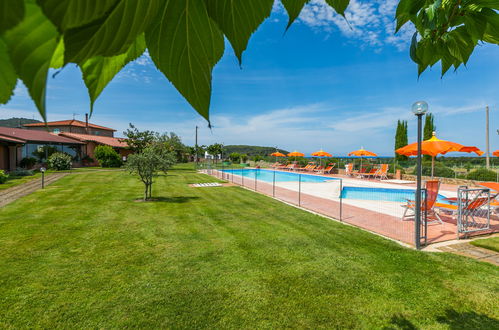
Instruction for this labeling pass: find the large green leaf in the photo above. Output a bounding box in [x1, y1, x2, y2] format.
[325, 0, 349, 16]
[64, 0, 158, 64]
[145, 0, 224, 122]
[0, 38, 17, 104]
[0, 0, 24, 33]
[36, 0, 118, 31]
[395, 0, 425, 32]
[3, 2, 59, 121]
[205, 0, 273, 65]
[81, 34, 146, 115]
[281, 0, 309, 30]
[50, 38, 65, 69]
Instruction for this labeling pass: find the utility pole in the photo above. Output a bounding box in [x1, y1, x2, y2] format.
[486, 106, 490, 169]
[195, 125, 198, 166]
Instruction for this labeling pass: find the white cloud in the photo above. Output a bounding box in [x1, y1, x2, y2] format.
[277, 0, 415, 50]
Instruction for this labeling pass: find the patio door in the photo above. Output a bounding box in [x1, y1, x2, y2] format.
[457, 187, 491, 238]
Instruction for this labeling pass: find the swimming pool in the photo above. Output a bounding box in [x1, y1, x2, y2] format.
[341, 186, 448, 203]
[221, 168, 338, 183]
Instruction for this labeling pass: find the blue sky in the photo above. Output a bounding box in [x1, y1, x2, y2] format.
[1, 0, 498, 156]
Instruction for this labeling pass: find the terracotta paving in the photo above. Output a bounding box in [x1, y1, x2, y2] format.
[206, 169, 499, 247]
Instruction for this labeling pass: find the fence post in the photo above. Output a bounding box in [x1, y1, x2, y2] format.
[222, 162, 225, 180]
[298, 174, 301, 207]
[339, 179, 343, 221]
[254, 169, 257, 191]
[273, 170, 276, 197]
[241, 168, 244, 187]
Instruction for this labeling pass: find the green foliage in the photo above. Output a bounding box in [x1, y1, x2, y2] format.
[0, 0, 351, 122]
[224, 145, 289, 157]
[125, 145, 176, 200]
[0, 117, 41, 127]
[158, 132, 189, 162]
[93, 145, 122, 168]
[123, 123, 157, 153]
[19, 157, 37, 169]
[421, 161, 455, 178]
[423, 113, 435, 161]
[11, 168, 34, 177]
[228, 152, 240, 163]
[239, 153, 248, 163]
[206, 143, 224, 162]
[0, 170, 8, 184]
[3, 0, 499, 122]
[395, 120, 408, 161]
[396, 0, 499, 76]
[466, 168, 497, 181]
[47, 152, 72, 170]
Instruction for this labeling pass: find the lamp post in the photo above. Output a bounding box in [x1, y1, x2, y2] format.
[40, 167, 46, 189]
[412, 101, 428, 249]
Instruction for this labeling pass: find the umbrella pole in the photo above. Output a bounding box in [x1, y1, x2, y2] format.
[431, 156, 434, 178]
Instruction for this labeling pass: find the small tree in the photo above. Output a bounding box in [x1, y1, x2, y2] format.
[47, 152, 72, 170]
[395, 120, 408, 162]
[123, 123, 157, 153]
[240, 154, 248, 163]
[229, 152, 240, 163]
[423, 113, 436, 161]
[126, 145, 176, 201]
[94, 145, 122, 167]
[207, 143, 224, 164]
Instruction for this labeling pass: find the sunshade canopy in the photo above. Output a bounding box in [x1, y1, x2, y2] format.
[493, 150, 499, 157]
[396, 132, 483, 157]
[287, 151, 305, 157]
[270, 152, 286, 157]
[311, 150, 332, 157]
[348, 148, 377, 157]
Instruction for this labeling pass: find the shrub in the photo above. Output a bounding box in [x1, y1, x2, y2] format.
[0, 170, 8, 184]
[421, 163, 455, 178]
[11, 168, 34, 176]
[466, 168, 498, 182]
[19, 157, 37, 169]
[229, 152, 240, 163]
[82, 154, 94, 164]
[47, 152, 72, 170]
[94, 145, 122, 167]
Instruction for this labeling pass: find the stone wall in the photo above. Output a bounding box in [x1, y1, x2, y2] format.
[401, 174, 493, 187]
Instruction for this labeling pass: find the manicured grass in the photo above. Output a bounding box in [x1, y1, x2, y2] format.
[0, 165, 498, 328]
[471, 236, 499, 253]
[0, 172, 41, 191]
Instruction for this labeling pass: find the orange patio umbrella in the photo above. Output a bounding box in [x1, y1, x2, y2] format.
[396, 132, 483, 178]
[311, 149, 333, 168]
[348, 147, 377, 168]
[493, 150, 499, 157]
[287, 151, 304, 161]
[270, 151, 286, 162]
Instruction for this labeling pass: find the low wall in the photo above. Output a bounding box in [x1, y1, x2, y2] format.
[401, 174, 494, 187]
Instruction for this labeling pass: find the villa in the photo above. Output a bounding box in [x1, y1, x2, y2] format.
[0, 116, 129, 170]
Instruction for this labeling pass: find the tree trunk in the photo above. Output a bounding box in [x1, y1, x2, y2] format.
[144, 183, 148, 201]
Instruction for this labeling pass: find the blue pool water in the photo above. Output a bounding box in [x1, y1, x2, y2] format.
[221, 168, 338, 183]
[341, 186, 448, 203]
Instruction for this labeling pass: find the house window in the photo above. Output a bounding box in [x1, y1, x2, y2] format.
[53, 129, 60, 134]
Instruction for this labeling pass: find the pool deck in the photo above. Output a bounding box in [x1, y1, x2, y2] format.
[215, 168, 499, 246]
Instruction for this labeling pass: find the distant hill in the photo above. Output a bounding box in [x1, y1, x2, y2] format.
[0, 117, 41, 128]
[224, 145, 289, 157]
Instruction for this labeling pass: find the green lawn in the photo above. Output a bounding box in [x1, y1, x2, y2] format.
[471, 236, 499, 253]
[0, 166, 498, 328]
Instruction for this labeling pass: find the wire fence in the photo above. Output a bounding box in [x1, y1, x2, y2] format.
[197, 162, 499, 247]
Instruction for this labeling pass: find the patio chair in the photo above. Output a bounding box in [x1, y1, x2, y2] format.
[375, 164, 389, 180]
[312, 165, 323, 172]
[359, 167, 378, 179]
[401, 180, 443, 224]
[345, 163, 354, 176]
[322, 163, 336, 174]
[434, 193, 498, 217]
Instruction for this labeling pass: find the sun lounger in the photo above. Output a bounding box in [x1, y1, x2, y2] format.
[322, 163, 336, 174]
[375, 164, 389, 180]
[402, 180, 442, 224]
[360, 168, 378, 179]
[313, 165, 324, 173]
[435, 193, 498, 216]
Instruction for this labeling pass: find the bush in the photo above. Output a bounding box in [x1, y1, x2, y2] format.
[47, 152, 72, 170]
[19, 157, 37, 169]
[228, 152, 240, 163]
[466, 168, 498, 181]
[421, 162, 455, 178]
[82, 154, 94, 164]
[94, 145, 122, 167]
[11, 168, 34, 176]
[0, 170, 8, 184]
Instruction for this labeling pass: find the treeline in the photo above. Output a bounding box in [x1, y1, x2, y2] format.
[224, 145, 288, 157]
[0, 117, 42, 128]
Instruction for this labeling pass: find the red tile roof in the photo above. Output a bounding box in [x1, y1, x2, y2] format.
[23, 119, 116, 131]
[0, 127, 84, 144]
[59, 132, 128, 148]
[0, 134, 26, 143]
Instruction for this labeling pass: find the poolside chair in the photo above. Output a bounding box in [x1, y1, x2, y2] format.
[306, 165, 317, 172]
[401, 180, 442, 224]
[345, 163, 354, 176]
[359, 167, 378, 179]
[375, 164, 389, 180]
[434, 193, 498, 217]
[321, 163, 336, 174]
[296, 163, 312, 171]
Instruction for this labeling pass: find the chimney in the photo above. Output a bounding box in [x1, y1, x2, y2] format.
[85, 113, 89, 134]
